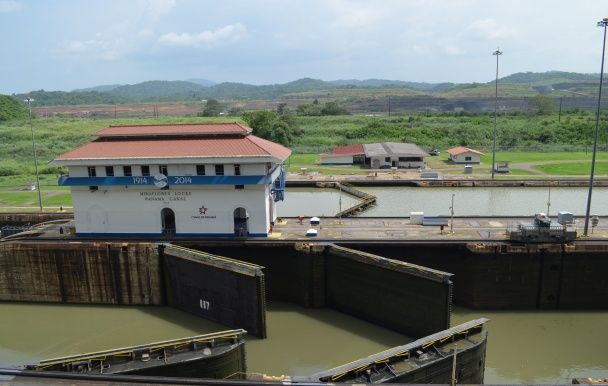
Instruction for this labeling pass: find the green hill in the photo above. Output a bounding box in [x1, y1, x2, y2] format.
[13, 71, 608, 107]
[497, 71, 600, 86]
[108, 80, 208, 102]
[14, 90, 128, 106]
[0, 95, 28, 121]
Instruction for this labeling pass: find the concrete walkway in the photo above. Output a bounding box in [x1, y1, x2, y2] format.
[271, 216, 608, 241]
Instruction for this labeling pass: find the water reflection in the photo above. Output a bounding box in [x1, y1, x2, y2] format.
[276, 187, 608, 217]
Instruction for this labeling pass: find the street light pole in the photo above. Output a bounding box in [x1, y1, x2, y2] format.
[491, 49, 503, 180]
[25, 97, 43, 212]
[450, 193, 455, 234]
[584, 17, 608, 236]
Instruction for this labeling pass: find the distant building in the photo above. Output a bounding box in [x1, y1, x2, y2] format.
[447, 146, 483, 164]
[51, 123, 291, 238]
[319, 144, 365, 165]
[320, 143, 428, 169]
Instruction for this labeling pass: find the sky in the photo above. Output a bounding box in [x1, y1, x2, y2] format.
[0, 0, 607, 93]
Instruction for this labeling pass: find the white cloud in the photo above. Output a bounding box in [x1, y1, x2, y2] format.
[56, 0, 176, 61]
[412, 44, 430, 55]
[0, 0, 21, 13]
[140, 0, 176, 23]
[158, 24, 249, 47]
[327, 0, 388, 28]
[444, 46, 467, 55]
[467, 18, 517, 40]
[61, 37, 125, 61]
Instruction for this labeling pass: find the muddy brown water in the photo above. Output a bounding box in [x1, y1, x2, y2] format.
[0, 302, 606, 383]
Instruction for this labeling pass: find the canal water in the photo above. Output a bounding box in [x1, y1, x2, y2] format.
[277, 186, 608, 217]
[0, 302, 607, 383]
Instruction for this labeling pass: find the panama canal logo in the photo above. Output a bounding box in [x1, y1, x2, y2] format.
[153, 173, 168, 188]
[191, 204, 215, 220]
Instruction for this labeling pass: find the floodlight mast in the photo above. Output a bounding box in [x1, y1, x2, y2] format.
[583, 18, 608, 236]
[491, 48, 502, 180]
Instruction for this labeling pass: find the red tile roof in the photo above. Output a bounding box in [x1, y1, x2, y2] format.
[326, 144, 365, 156]
[447, 146, 484, 156]
[54, 135, 291, 161]
[93, 123, 252, 137]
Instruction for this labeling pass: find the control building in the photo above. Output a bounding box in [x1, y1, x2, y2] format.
[51, 123, 291, 238]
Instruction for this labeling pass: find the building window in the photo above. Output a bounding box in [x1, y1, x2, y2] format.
[105, 166, 114, 177]
[159, 165, 168, 176]
[465, 156, 472, 161]
[234, 164, 241, 176]
[385, 157, 391, 162]
[141, 165, 150, 176]
[215, 164, 224, 176]
[196, 165, 206, 176]
[123, 166, 132, 177]
[87, 167, 96, 177]
[235, 184, 244, 190]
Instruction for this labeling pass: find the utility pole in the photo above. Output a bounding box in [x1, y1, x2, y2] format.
[450, 193, 455, 235]
[25, 97, 43, 212]
[558, 97, 563, 123]
[584, 17, 608, 236]
[387, 95, 391, 117]
[547, 187, 551, 217]
[491, 48, 503, 180]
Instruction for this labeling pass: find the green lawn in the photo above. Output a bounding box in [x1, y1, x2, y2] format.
[482, 151, 608, 163]
[0, 190, 72, 207]
[506, 168, 539, 175]
[535, 161, 608, 175]
[286, 153, 368, 175]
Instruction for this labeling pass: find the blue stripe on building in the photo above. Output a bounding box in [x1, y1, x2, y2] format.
[59, 175, 271, 186]
[75, 232, 268, 238]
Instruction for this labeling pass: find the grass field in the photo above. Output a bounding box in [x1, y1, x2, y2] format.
[535, 161, 608, 175]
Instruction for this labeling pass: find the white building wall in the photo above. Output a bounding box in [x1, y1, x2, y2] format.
[369, 156, 424, 169]
[70, 166, 89, 177]
[450, 153, 481, 163]
[71, 184, 270, 236]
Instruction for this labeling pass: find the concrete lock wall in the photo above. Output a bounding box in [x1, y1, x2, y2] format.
[186, 243, 327, 308]
[0, 241, 163, 304]
[351, 242, 608, 309]
[325, 245, 452, 338]
[160, 244, 267, 338]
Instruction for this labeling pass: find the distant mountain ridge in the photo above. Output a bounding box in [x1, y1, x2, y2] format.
[497, 71, 600, 85]
[13, 71, 604, 106]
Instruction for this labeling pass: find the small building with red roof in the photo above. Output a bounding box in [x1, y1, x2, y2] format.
[320, 144, 365, 165]
[447, 146, 484, 164]
[51, 123, 291, 238]
[321, 143, 428, 168]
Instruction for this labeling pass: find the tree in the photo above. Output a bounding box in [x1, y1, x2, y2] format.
[270, 120, 293, 146]
[199, 98, 222, 116]
[529, 94, 554, 115]
[297, 100, 349, 116]
[320, 101, 350, 115]
[241, 110, 294, 146]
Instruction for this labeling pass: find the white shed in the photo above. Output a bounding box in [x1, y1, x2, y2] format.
[447, 147, 484, 164]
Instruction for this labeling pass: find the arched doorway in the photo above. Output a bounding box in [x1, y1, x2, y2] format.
[161, 208, 176, 237]
[233, 207, 249, 237]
